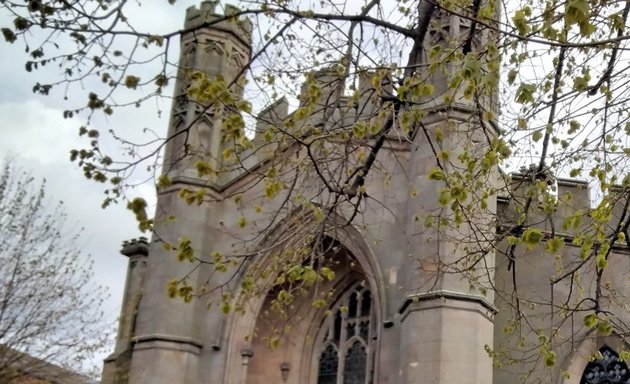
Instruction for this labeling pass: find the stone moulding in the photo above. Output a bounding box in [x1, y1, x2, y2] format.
[398, 290, 498, 322]
[132, 334, 203, 354]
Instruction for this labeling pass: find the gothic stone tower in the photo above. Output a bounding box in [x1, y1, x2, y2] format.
[102, 2, 502, 383]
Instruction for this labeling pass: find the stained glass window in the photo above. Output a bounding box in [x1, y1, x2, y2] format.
[580, 346, 630, 384]
[317, 284, 375, 384]
[318, 344, 339, 384]
[343, 341, 367, 384]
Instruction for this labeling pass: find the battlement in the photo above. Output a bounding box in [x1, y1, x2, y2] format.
[251, 68, 392, 151]
[295, 66, 393, 107]
[184, 1, 252, 45]
[498, 170, 630, 238]
[253, 63, 496, 134]
[121, 237, 149, 257]
[250, 64, 499, 148]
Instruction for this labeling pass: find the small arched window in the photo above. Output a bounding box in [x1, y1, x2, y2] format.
[317, 285, 375, 384]
[580, 345, 630, 384]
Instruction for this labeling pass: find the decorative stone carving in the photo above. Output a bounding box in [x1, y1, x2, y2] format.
[426, 9, 451, 47]
[205, 40, 225, 56]
[183, 41, 197, 69]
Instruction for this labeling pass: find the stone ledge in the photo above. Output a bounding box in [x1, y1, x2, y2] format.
[121, 237, 149, 257]
[132, 334, 203, 355]
[398, 290, 497, 322]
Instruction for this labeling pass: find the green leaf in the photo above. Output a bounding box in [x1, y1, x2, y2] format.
[515, 83, 536, 104]
[566, 0, 592, 35]
[568, 120, 581, 134]
[461, 55, 481, 80]
[507, 69, 518, 85]
[545, 237, 564, 253]
[597, 319, 613, 336]
[512, 9, 532, 35]
[522, 227, 543, 249]
[302, 267, 318, 286]
[573, 72, 591, 91]
[176, 237, 194, 262]
[241, 277, 255, 293]
[544, 350, 556, 367]
[1, 28, 16, 43]
[583, 313, 598, 328]
[166, 279, 178, 298]
[13, 17, 30, 31]
[127, 197, 151, 232]
[320, 267, 335, 281]
[195, 160, 214, 177]
[125, 75, 141, 90]
[428, 167, 446, 181]
[438, 189, 450, 206]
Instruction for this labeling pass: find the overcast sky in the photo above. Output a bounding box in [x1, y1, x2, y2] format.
[0, 0, 202, 371]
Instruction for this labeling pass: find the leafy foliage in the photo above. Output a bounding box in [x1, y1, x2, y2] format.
[0, 162, 109, 381]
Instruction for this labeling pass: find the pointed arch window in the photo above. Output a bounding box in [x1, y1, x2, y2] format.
[580, 345, 630, 384]
[317, 285, 375, 384]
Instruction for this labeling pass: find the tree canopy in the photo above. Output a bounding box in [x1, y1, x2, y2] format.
[0, 162, 109, 381]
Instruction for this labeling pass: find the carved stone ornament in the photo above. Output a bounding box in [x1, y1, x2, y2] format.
[183, 42, 197, 69]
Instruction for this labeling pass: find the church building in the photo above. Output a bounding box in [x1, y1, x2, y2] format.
[102, 2, 630, 384]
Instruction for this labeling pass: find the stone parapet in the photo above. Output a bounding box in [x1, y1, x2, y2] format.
[121, 237, 149, 257]
[184, 1, 252, 45]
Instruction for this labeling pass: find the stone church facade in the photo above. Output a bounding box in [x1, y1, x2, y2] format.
[102, 2, 630, 384]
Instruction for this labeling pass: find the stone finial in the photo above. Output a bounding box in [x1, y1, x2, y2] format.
[253, 97, 288, 144]
[313, 66, 343, 94]
[299, 66, 343, 106]
[358, 70, 393, 98]
[120, 237, 149, 257]
[224, 4, 239, 16]
[356, 70, 393, 116]
[186, 1, 219, 21]
[200, 0, 219, 15]
[184, 1, 253, 40]
[255, 97, 288, 134]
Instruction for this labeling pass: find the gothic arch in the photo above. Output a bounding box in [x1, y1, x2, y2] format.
[221, 210, 385, 384]
[561, 335, 629, 384]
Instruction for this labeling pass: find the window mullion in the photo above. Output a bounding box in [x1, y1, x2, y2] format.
[338, 310, 348, 383]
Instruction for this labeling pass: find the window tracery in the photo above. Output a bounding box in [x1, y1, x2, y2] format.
[580, 345, 630, 384]
[317, 285, 375, 384]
